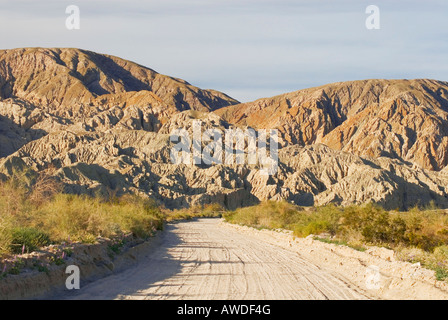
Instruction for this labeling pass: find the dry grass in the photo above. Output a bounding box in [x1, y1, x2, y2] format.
[3, 166, 448, 281]
[0, 169, 164, 258]
[36, 193, 164, 243]
[27, 165, 63, 206]
[0, 167, 226, 259]
[223, 200, 303, 230]
[224, 201, 448, 281]
[0, 167, 223, 259]
[164, 203, 224, 222]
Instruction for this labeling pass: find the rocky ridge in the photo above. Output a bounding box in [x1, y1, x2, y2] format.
[1, 48, 448, 210]
[0, 48, 239, 157]
[215, 79, 448, 171]
[2, 111, 447, 210]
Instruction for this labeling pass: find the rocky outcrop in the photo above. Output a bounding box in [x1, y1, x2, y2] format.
[1, 48, 448, 210]
[0, 48, 239, 157]
[215, 79, 448, 171]
[1, 113, 447, 210]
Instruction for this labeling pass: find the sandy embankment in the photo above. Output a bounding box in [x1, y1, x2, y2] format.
[3, 218, 448, 300]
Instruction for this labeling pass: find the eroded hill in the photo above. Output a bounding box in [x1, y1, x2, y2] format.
[1, 48, 447, 210]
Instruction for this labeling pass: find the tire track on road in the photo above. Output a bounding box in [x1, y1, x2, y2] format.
[64, 218, 372, 300]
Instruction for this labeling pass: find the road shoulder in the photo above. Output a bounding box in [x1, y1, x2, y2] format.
[220, 220, 448, 300]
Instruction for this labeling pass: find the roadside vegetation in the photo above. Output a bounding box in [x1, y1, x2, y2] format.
[0, 169, 165, 260]
[164, 203, 223, 222]
[0, 168, 223, 268]
[2, 167, 448, 282]
[223, 200, 448, 281]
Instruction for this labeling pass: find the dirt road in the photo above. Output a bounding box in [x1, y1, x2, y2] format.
[63, 218, 373, 300]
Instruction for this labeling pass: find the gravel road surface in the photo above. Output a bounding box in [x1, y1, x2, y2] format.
[64, 218, 371, 300]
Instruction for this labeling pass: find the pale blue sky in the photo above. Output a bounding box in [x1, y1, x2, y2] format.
[1, 0, 447, 102]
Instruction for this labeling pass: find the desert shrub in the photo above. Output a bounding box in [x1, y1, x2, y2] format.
[38, 193, 164, 242]
[0, 176, 29, 217]
[225, 201, 339, 236]
[278, 204, 339, 237]
[0, 168, 165, 256]
[294, 220, 329, 237]
[400, 207, 448, 251]
[224, 201, 303, 230]
[166, 203, 225, 221]
[38, 194, 106, 242]
[361, 215, 407, 244]
[27, 167, 63, 206]
[435, 267, 448, 281]
[429, 246, 448, 276]
[200, 203, 225, 217]
[110, 194, 164, 238]
[309, 205, 341, 235]
[336, 203, 409, 245]
[225, 201, 448, 251]
[0, 177, 31, 257]
[224, 200, 448, 281]
[433, 245, 448, 261]
[0, 216, 13, 258]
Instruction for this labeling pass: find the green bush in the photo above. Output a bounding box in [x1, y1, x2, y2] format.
[39, 193, 164, 242]
[9, 227, 51, 254]
[224, 201, 304, 230]
[299, 220, 332, 237]
[225, 201, 448, 252]
[433, 245, 448, 261]
[435, 267, 448, 281]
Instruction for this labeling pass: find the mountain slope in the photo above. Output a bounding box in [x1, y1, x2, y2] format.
[2, 111, 447, 210]
[1, 48, 448, 210]
[0, 48, 239, 157]
[0, 48, 238, 114]
[215, 79, 448, 171]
